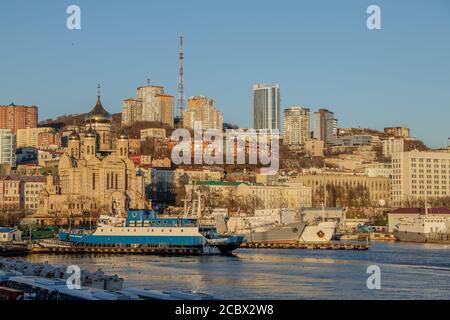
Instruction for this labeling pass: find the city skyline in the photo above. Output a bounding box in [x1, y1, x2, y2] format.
[1, 0, 450, 148]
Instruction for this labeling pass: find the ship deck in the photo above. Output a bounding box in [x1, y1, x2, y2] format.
[240, 241, 369, 250]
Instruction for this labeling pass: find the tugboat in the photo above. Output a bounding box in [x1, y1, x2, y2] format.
[58, 209, 244, 255]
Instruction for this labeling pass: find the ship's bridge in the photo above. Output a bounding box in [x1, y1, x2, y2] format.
[125, 210, 198, 228]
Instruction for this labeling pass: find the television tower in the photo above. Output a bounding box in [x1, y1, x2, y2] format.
[176, 33, 185, 125]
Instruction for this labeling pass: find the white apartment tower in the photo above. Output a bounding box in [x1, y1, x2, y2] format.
[253, 83, 280, 130]
[0, 129, 16, 167]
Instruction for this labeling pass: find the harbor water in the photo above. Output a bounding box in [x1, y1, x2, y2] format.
[21, 242, 450, 299]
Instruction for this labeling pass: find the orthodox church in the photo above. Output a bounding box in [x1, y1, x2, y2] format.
[32, 93, 147, 226]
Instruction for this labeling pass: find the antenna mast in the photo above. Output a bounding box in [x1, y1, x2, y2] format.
[177, 33, 185, 126]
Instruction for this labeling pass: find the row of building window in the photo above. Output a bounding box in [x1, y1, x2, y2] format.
[99, 228, 184, 233]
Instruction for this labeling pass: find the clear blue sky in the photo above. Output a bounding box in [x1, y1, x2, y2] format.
[1, 0, 449, 147]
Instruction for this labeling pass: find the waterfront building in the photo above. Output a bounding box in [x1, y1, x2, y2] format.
[283, 107, 310, 146]
[0, 228, 22, 242]
[0, 175, 46, 211]
[122, 85, 174, 127]
[391, 150, 450, 207]
[16, 127, 54, 148]
[0, 129, 16, 167]
[253, 83, 280, 130]
[292, 173, 391, 206]
[0, 103, 38, 134]
[186, 181, 312, 211]
[183, 96, 223, 130]
[313, 109, 337, 145]
[31, 97, 146, 226]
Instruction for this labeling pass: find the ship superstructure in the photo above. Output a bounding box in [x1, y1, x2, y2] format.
[58, 210, 244, 254]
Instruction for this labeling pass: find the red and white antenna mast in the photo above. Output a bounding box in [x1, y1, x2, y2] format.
[177, 33, 185, 126]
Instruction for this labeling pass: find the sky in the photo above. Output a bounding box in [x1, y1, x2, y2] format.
[0, 0, 449, 148]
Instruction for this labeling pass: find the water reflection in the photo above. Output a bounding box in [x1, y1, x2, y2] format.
[21, 242, 450, 299]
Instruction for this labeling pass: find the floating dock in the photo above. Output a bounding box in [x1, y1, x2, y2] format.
[31, 243, 203, 255]
[0, 244, 31, 257]
[240, 241, 369, 250]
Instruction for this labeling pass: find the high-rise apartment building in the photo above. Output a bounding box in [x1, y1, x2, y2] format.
[183, 96, 223, 130]
[391, 150, 450, 207]
[0, 129, 16, 167]
[122, 85, 174, 127]
[283, 107, 310, 146]
[0, 103, 38, 133]
[158, 94, 175, 128]
[17, 127, 54, 148]
[253, 84, 280, 130]
[313, 108, 337, 144]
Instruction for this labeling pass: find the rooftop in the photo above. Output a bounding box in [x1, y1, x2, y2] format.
[86, 96, 112, 122]
[390, 207, 450, 215]
[0, 175, 47, 182]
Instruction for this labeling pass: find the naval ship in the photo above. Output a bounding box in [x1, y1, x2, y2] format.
[225, 210, 337, 243]
[58, 209, 245, 255]
[393, 215, 450, 244]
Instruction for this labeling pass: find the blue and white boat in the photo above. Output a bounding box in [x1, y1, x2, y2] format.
[58, 209, 244, 255]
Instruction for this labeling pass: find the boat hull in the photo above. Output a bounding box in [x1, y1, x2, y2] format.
[59, 233, 205, 247]
[394, 231, 450, 244]
[243, 222, 306, 243]
[207, 235, 245, 255]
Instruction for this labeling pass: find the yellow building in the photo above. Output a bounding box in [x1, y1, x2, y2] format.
[391, 150, 450, 207]
[157, 93, 174, 127]
[283, 107, 310, 146]
[186, 181, 312, 210]
[184, 96, 223, 130]
[0, 176, 45, 211]
[122, 85, 174, 127]
[292, 173, 391, 206]
[17, 127, 54, 148]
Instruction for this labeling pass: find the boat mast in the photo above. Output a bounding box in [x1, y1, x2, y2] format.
[322, 161, 326, 222]
[196, 190, 202, 219]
